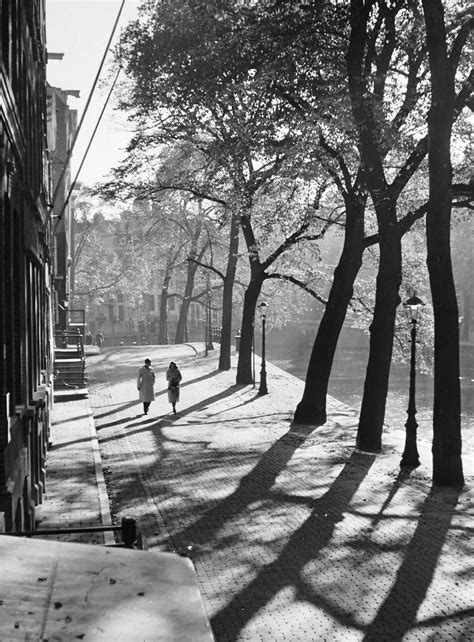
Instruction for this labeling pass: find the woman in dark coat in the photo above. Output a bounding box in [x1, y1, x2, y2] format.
[166, 361, 182, 414]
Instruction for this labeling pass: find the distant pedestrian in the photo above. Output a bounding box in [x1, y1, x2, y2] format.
[86, 331, 93, 345]
[96, 331, 104, 348]
[166, 361, 182, 415]
[137, 358, 156, 415]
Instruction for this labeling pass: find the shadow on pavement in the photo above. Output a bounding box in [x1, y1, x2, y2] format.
[97, 385, 243, 444]
[93, 400, 139, 420]
[52, 413, 92, 425]
[363, 486, 462, 641]
[180, 369, 221, 388]
[90, 367, 222, 421]
[50, 436, 96, 450]
[208, 451, 376, 640]
[95, 415, 138, 430]
[163, 424, 322, 557]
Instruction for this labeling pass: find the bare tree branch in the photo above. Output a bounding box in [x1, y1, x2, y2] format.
[266, 272, 327, 304]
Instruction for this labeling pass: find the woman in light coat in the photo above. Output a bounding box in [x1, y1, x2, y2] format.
[166, 361, 182, 414]
[137, 358, 155, 415]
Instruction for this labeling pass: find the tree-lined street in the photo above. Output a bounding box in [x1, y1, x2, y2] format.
[2, 1, 473, 637]
[84, 345, 473, 640]
[84, 0, 472, 486]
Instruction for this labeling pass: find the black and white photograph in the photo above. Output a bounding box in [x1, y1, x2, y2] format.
[1, 0, 473, 639]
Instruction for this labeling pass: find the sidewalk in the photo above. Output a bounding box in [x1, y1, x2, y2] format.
[35, 342, 207, 544]
[34, 392, 114, 544]
[36, 344, 473, 641]
[0, 343, 214, 641]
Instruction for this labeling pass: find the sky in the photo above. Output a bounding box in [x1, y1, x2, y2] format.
[46, 0, 140, 187]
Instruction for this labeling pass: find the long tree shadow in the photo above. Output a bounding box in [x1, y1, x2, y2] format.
[363, 486, 462, 641]
[96, 385, 244, 444]
[165, 423, 320, 557]
[89, 369, 223, 421]
[179, 369, 221, 388]
[209, 451, 376, 640]
[161, 384, 247, 421]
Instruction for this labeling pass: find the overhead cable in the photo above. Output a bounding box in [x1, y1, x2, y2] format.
[50, 0, 125, 211]
[54, 66, 122, 232]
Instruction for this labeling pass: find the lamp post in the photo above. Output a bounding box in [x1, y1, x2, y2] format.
[137, 294, 143, 345]
[257, 301, 268, 396]
[252, 322, 256, 388]
[206, 276, 214, 352]
[400, 292, 425, 468]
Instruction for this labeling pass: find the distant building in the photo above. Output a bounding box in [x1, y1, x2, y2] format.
[74, 215, 217, 345]
[47, 85, 78, 332]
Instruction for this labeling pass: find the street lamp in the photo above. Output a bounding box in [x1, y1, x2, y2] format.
[400, 292, 425, 468]
[206, 277, 214, 352]
[257, 301, 268, 396]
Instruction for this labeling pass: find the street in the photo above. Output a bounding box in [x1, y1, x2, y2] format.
[86, 344, 473, 641]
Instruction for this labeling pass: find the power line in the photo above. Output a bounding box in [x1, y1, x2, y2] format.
[50, 0, 125, 211]
[54, 66, 122, 232]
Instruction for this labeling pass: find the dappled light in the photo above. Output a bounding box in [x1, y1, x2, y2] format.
[87, 347, 472, 640]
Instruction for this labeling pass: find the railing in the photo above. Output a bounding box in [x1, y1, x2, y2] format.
[54, 331, 84, 359]
[7, 516, 145, 549]
[212, 326, 222, 342]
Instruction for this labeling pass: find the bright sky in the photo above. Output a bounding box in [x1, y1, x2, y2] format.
[46, 0, 140, 187]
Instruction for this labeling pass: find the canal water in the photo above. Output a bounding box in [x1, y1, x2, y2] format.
[268, 331, 474, 441]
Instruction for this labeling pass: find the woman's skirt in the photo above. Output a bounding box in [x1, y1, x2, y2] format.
[167, 385, 180, 403]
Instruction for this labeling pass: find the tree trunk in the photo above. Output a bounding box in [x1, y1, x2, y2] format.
[461, 291, 470, 341]
[158, 265, 171, 344]
[293, 197, 366, 425]
[347, 2, 402, 453]
[175, 223, 202, 344]
[236, 275, 263, 385]
[174, 258, 198, 343]
[422, 0, 464, 487]
[218, 209, 240, 370]
[357, 220, 402, 452]
[236, 203, 266, 385]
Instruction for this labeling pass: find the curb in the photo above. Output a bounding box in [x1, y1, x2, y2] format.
[87, 403, 115, 546]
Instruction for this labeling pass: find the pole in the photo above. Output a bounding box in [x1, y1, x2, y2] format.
[252, 322, 255, 388]
[401, 320, 420, 467]
[258, 314, 268, 395]
[206, 287, 214, 351]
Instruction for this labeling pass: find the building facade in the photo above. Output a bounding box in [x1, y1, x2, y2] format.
[47, 85, 77, 333]
[0, 0, 54, 532]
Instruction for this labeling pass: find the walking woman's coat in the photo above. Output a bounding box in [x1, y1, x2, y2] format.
[166, 363, 182, 403]
[137, 364, 156, 403]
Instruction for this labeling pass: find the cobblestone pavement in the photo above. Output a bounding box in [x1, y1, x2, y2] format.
[87, 345, 474, 642]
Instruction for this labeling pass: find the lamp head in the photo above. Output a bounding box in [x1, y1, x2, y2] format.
[257, 301, 268, 318]
[403, 292, 425, 322]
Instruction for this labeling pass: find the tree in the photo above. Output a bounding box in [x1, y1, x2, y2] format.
[236, 174, 334, 384]
[112, 1, 343, 381]
[421, 0, 469, 486]
[346, 0, 471, 453]
[295, 2, 427, 427]
[71, 193, 128, 308]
